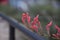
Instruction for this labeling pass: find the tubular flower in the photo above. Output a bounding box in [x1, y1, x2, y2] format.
[46, 21, 52, 31]
[33, 15, 39, 24]
[52, 25, 60, 39]
[31, 25, 38, 32]
[27, 14, 31, 24]
[31, 15, 41, 32]
[52, 33, 60, 39]
[31, 15, 40, 25]
[22, 12, 31, 24]
[31, 21, 36, 25]
[31, 21, 40, 32]
[52, 34, 59, 38]
[55, 25, 60, 33]
[22, 13, 28, 23]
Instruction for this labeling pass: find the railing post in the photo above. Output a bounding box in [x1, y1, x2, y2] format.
[9, 25, 15, 40]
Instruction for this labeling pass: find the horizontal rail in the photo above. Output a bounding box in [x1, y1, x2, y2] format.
[0, 13, 47, 40]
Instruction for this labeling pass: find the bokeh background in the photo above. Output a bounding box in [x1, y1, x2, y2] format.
[0, 0, 60, 40]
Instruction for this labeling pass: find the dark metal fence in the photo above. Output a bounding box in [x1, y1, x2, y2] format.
[0, 13, 47, 40]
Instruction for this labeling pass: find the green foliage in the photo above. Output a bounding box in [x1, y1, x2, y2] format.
[0, 5, 23, 22]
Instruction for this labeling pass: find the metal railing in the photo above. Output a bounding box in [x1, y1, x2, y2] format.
[0, 13, 47, 40]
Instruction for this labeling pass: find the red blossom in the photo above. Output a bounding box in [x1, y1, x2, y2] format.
[55, 25, 60, 33]
[31, 21, 40, 32]
[52, 33, 60, 39]
[31, 25, 38, 32]
[22, 12, 31, 24]
[27, 14, 31, 24]
[31, 21, 36, 25]
[52, 34, 59, 38]
[34, 15, 39, 21]
[22, 13, 28, 23]
[46, 21, 52, 31]
[52, 25, 60, 39]
[31, 15, 41, 32]
[22, 13, 41, 32]
[31, 15, 40, 25]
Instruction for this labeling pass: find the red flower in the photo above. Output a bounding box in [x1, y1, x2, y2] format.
[22, 13, 28, 23]
[52, 34, 59, 38]
[55, 25, 60, 33]
[31, 15, 41, 32]
[32, 15, 39, 25]
[31, 21, 40, 32]
[31, 25, 38, 32]
[33, 15, 39, 23]
[31, 15, 41, 31]
[22, 14, 40, 32]
[52, 33, 60, 39]
[27, 14, 31, 24]
[46, 21, 52, 31]
[22, 12, 31, 24]
[52, 25, 60, 39]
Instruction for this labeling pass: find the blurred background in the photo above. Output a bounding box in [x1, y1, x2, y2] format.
[0, 0, 60, 40]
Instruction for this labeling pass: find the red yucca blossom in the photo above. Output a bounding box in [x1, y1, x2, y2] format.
[31, 15, 40, 32]
[31, 21, 40, 32]
[46, 21, 52, 31]
[31, 25, 38, 32]
[32, 15, 39, 25]
[52, 33, 60, 39]
[22, 13, 27, 23]
[27, 14, 31, 24]
[22, 12, 30, 23]
[33, 15, 39, 24]
[52, 25, 60, 39]
[31, 15, 40, 27]
[52, 34, 59, 38]
[55, 25, 60, 33]
[22, 13, 39, 32]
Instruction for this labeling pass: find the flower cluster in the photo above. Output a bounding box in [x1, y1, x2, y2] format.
[46, 21, 60, 39]
[22, 12, 41, 32]
[21, 12, 60, 40]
